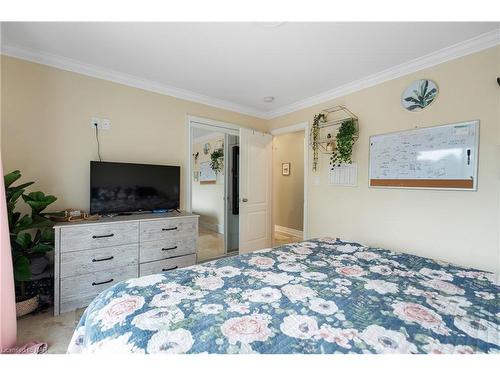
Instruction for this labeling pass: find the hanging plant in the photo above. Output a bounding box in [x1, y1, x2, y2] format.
[330, 118, 357, 168]
[310, 113, 327, 171]
[210, 147, 224, 173]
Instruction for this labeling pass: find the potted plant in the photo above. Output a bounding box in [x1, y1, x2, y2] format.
[310, 113, 327, 171]
[330, 118, 358, 168]
[210, 147, 224, 174]
[4, 170, 57, 317]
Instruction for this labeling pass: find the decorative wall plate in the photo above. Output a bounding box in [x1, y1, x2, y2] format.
[401, 79, 438, 112]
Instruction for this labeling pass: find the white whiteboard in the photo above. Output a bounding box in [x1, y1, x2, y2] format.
[369, 120, 479, 190]
[199, 161, 216, 183]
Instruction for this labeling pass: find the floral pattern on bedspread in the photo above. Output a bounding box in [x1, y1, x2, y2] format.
[67, 238, 499, 354]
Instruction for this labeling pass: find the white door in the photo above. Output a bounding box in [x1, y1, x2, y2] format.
[239, 128, 272, 253]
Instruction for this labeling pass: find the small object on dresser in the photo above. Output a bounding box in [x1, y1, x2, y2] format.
[48, 208, 100, 222]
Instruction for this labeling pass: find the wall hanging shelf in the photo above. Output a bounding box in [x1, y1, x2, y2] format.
[310, 105, 359, 155]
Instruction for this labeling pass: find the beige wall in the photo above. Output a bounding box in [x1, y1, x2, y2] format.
[0, 56, 267, 212]
[1, 46, 499, 273]
[273, 131, 304, 232]
[268, 46, 500, 273]
[192, 135, 225, 229]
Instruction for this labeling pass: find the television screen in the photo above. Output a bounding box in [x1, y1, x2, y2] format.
[90, 161, 180, 214]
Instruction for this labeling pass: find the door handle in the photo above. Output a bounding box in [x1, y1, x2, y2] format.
[92, 256, 114, 262]
[242, 198, 248, 202]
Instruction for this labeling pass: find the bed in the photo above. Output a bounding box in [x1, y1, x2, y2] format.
[67, 238, 499, 354]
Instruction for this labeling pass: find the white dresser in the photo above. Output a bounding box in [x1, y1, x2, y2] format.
[53, 212, 198, 315]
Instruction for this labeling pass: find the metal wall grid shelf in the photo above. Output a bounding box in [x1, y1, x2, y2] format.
[310, 105, 359, 154]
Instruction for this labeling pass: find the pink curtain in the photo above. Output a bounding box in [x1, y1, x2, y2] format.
[0, 157, 17, 351]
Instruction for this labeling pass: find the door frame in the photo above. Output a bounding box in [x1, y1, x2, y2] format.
[270, 121, 309, 240]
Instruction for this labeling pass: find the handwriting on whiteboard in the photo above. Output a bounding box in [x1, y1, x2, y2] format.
[369, 122, 478, 180]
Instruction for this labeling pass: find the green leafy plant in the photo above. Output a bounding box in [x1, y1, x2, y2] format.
[4, 170, 57, 299]
[403, 79, 437, 111]
[310, 113, 327, 171]
[330, 118, 358, 168]
[210, 148, 224, 174]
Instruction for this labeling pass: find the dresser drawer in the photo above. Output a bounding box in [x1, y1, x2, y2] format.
[60, 222, 139, 252]
[140, 237, 196, 263]
[59, 265, 137, 314]
[60, 244, 138, 277]
[140, 218, 197, 242]
[139, 254, 196, 277]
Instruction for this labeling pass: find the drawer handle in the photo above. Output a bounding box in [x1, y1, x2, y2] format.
[92, 256, 114, 262]
[92, 278, 114, 286]
[162, 246, 178, 251]
[162, 227, 178, 231]
[162, 266, 178, 272]
[92, 233, 114, 239]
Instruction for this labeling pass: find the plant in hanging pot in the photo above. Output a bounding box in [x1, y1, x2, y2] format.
[209, 147, 224, 174]
[310, 113, 327, 171]
[4, 170, 57, 316]
[330, 118, 358, 169]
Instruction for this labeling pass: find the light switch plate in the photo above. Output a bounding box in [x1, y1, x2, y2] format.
[314, 176, 320, 186]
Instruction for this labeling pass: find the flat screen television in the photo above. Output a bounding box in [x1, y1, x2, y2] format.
[90, 161, 180, 215]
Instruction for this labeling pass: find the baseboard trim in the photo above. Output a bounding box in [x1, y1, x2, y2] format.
[200, 220, 224, 235]
[274, 225, 303, 238]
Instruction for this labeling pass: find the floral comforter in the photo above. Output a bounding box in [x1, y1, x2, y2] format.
[68, 238, 499, 354]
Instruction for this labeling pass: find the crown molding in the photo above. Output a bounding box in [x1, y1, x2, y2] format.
[2, 28, 499, 121]
[1, 43, 269, 119]
[266, 29, 500, 119]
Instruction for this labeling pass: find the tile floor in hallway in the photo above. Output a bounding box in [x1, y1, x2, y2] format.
[15, 229, 302, 354]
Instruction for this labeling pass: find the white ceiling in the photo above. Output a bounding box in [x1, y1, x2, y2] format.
[2, 22, 499, 119]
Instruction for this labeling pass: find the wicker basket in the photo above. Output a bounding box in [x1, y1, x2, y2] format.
[16, 295, 39, 317]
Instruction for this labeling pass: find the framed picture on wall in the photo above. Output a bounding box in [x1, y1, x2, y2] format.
[282, 163, 290, 176]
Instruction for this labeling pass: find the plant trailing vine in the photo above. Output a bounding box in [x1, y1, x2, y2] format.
[310, 113, 327, 171]
[330, 118, 358, 168]
[210, 147, 224, 174]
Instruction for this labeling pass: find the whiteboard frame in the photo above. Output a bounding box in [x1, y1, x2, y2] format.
[368, 120, 480, 191]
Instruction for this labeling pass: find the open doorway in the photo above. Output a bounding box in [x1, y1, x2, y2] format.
[272, 129, 306, 246]
[190, 125, 240, 262]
